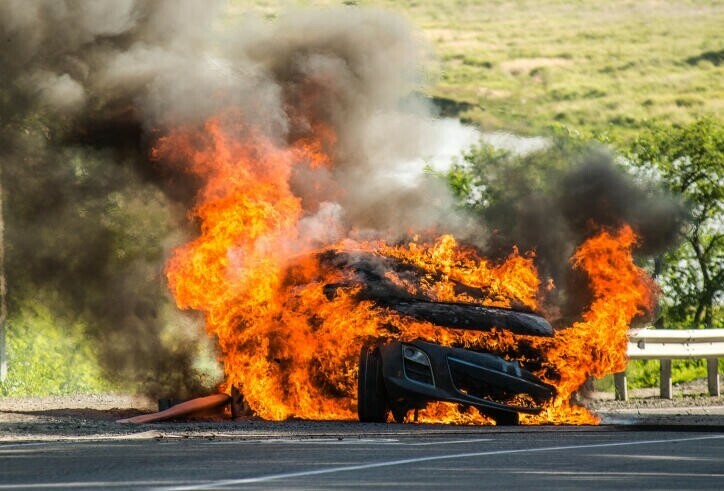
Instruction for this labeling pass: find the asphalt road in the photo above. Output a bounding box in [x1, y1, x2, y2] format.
[2, 426, 724, 490]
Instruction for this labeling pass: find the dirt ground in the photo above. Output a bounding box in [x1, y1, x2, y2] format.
[1, 379, 723, 442]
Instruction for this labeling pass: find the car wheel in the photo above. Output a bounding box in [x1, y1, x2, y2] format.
[492, 410, 520, 426]
[358, 344, 389, 422]
[391, 404, 408, 424]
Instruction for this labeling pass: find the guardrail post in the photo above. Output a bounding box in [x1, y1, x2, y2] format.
[660, 359, 672, 399]
[614, 372, 628, 401]
[707, 357, 719, 397]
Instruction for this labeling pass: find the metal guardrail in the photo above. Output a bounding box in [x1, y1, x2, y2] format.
[615, 328, 724, 401]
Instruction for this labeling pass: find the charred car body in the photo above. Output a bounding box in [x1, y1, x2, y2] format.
[320, 250, 556, 425]
[357, 303, 556, 425]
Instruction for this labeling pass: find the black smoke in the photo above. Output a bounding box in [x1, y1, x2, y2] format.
[0, 1, 466, 395]
[467, 144, 686, 325]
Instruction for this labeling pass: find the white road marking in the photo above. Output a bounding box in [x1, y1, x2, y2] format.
[159, 434, 724, 490]
[202, 437, 494, 446]
[203, 437, 400, 445]
[403, 438, 493, 446]
[0, 442, 47, 449]
[0, 430, 164, 444]
[0, 481, 180, 489]
[516, 471, 724, 478]
[590, 453, 720, 462]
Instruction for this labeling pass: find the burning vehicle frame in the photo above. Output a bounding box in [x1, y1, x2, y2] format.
[322, 250, 557, 425]
[357, 306, 556, 425]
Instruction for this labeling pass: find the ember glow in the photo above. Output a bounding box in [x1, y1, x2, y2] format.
[154, 111, 655, 425]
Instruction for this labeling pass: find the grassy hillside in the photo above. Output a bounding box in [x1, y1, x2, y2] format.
[244, 0, 723, 141]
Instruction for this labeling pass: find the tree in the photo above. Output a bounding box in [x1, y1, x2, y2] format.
[625, 118, 723, 328]
[445, 125, 690, 328]
[0, 163, 6, 381]
[443, 130, 615, 325]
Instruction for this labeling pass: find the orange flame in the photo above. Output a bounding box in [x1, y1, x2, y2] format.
[154, 111, 655, 424]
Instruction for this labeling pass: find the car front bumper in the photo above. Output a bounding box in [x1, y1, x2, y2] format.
[379, 339, 556, 418]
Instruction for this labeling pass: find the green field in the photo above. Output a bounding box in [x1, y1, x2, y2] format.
[247, 0, 723, 141]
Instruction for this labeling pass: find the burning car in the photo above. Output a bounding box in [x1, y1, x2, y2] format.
[154, 108, 655, 425]
[321, 251, 556, 425]
[357, 304, 556, 425]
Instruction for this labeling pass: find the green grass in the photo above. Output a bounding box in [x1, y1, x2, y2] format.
[241, 0, 723, 142]
[627, 359, 724, 389]
[594, 359, 724, 393]
[0, 305, 111, 396]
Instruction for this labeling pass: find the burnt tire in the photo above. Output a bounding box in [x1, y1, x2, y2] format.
[391, 404, 408, 424]
[358, 344, 389, 422]
[491, 410, 520, 426]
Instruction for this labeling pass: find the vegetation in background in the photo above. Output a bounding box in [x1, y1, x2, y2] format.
[596, 358, 724, 393]
[0, 118, 218, 397]
[246, 0, 723, 142]
[0, 304, 111, 396]
[395, 0, 723, 142]
[623, 358, 724, 390]
[624, 118, 723, 329]
[446, 119, 722, 387]
[446, 125, 587, 216]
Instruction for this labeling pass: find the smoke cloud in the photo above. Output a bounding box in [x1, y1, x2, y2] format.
[0, 1, 473, 395]
[468, 145, 686, 324]
[0, 1, 683, 395]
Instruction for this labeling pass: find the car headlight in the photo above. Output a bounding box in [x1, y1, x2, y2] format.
[402, 345, 431, 367]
